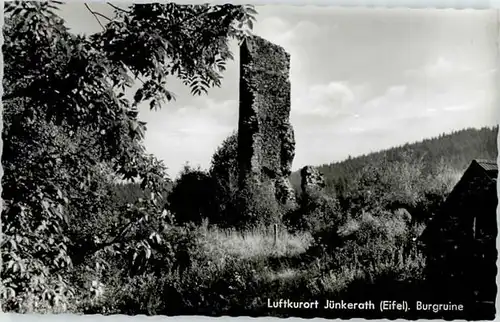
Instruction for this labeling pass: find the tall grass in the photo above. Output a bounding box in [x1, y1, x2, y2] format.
[197, 220, 313, 259]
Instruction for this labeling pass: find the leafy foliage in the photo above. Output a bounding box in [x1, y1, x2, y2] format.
[209, 132, 239, 225]
[167, 166, 217, 225]
[210, 131, 239, 191]
[286, 190, 342, 233]
[228, 183, 285, 229]
[2, 1, 256, 312]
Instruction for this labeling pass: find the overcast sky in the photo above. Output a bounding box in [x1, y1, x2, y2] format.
[59, 3, 499, 178]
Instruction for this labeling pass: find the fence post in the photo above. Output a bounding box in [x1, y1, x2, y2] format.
[274, 223, 278, 247]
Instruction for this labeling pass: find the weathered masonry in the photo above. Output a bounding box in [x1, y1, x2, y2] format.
[237, 35, 296, 206]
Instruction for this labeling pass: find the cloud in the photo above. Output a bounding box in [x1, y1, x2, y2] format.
[403, 56, 493, 94]
[176, 98, 237, 121]
[422, 57, 472, 78]
[386, 85, 407, 98]
[343, 77, 495, 143]
[404, 57, 469, 79]
[254, 16, 295, 48]
[293, 81, 356, 117]
[254, 16, 325, 88]
[56, 4, 499, 176]
[255, 17, 322, 48]
[291, 21, 323, 40]
[361, 84, 407, 114]
[348, 127, 366, 133]
[141, 98, 238, 177]
[443, 105, 473, 112]
[310, 82, 355, 104]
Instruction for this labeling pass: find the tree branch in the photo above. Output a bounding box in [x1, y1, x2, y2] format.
[85, 3, 106, 31]
[107, 3, 131, 14]
[93, 11, 113, 22]
[69, 218, 139, 266]
[177, 6, 214, 27]
[107, 3, 216, 31]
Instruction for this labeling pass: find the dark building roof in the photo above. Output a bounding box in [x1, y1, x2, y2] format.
[419, 159, 498, 244]
[474, 159, 498, 179]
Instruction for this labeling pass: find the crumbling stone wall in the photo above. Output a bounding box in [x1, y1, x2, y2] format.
[238, 35, 296, 206]
[300, 166, 326, 196]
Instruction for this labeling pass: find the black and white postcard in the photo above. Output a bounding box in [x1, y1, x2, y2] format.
[1, 1, 499, 320]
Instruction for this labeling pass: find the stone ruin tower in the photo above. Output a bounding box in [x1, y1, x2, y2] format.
[237, 35, 296, 206]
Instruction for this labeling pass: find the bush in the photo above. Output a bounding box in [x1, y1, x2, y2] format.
[167, 165, 217, 225]
[209, 132, 240, 226]
[308, 207, 425, 302]
[286, 189, 342, 233]
[340, 153, 425, 212]
[409, 159, 461, 222]
[227, 183, 284, 229]
[210, 132, 238, 189]
[337, 151, 462, 224]
[78, 223, 200, 315]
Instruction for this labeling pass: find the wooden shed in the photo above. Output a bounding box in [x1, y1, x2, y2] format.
[420, 159, 498, 315]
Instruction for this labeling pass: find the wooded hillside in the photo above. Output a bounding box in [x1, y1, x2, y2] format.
[291, 126, 498, 194]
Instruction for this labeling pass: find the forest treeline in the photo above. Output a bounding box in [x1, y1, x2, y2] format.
[290, 126, 498, 195]
[118, 126, 498, 209]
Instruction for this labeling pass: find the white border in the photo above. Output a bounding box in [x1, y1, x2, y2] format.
[1, 1, 499, 322]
